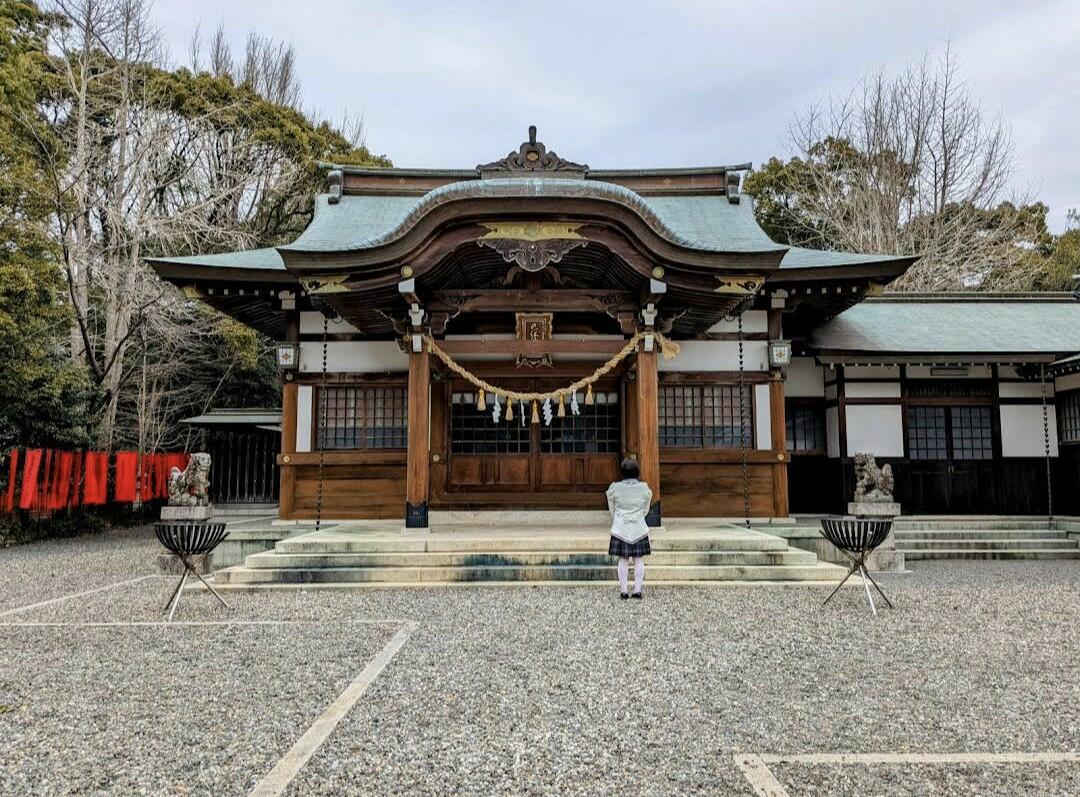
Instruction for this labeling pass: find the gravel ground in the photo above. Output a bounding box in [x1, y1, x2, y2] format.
[773, 762, 1080, 796]
[0, 525, 158, 614]
[0, 535, 1078, 796]
[0, 617, 396, 796]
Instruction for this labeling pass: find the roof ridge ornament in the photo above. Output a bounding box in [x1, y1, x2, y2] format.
[477, 125, 589, 178]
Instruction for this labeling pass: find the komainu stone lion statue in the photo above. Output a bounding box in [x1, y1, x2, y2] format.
[167, 453, 211, 507]
[852, 452, 894, 503]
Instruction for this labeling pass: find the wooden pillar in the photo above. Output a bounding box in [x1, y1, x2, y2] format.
[636, 342, 662, 526]
[279, 381, 298, 519]
[278, 305, 301, 520]
[768, 307, 789, 518]
[405, 345, 431, 528]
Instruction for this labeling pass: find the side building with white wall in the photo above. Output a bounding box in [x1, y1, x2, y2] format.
[784, 294, 1080, 516]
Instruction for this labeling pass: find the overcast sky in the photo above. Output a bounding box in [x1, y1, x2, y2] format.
[152, 0, 1079, 231]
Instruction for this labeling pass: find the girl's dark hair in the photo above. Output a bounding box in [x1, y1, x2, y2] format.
[620, 457, 640, 480]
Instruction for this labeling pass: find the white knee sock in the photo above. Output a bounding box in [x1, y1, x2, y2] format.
[617, 557, 629, 593]
[633, 558, 645, 594]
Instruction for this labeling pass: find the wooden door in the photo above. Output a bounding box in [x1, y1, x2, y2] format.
[536, 382, 621, 491]
[443, 377, 621, 500]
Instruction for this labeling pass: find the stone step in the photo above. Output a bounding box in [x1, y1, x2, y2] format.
[241, 549, 820, 570]
[214, 562, 847, 585]
[428, 510, 612, 527]
[895, 530, 1070, 541]
[896, 538, 1076, 551]
[893, 518, 1054, 531]
[902, 548, 1080, 561]
[274, 533, 789, 555]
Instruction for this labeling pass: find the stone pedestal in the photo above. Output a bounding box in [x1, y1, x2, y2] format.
[848, 501, 900, 517]
[160, 504, 213, 521]
[848, 501, 904, 572]
[157, 552, 212, 575]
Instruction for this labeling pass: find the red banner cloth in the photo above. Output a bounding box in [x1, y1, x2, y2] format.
[37, 449, 54, 513]
[68, 451, 84, 509]
[46, 451, 75, 511]
[2, 449, 18, 513]
[154, 453, 170, 499]
[83, 452, 108, 506]
[18, 449, 43, 510]
[114, 451, 138, 503]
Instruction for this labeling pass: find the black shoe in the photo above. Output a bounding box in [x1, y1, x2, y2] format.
[620, 592, 629, 600]
[631, 592, 643, 600]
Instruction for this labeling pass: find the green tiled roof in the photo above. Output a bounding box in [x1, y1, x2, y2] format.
[812, 297, 1080, 354]
[181, 408, 282, 425]
[779, 246, 911, 270]
[151, 246, 286, 270]
[148, 179, 910, 272]
[283, 178, 788, 254]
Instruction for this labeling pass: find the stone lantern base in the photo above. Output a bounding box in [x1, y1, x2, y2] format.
[848, 501, 904, 572]
[160, 504, 214, 521]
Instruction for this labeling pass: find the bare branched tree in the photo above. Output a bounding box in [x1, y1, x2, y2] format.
[36, 0, 322, 448]
[190, 24, 301, 108]
[786, 47, 1043, 290]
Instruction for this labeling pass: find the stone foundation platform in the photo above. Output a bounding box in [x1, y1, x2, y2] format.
[211, 519, 851, 588]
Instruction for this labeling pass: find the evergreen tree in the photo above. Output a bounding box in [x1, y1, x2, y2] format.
[0, 0, 92, 449]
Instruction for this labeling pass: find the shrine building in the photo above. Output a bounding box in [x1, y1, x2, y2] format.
[149, 129, 1080, 527]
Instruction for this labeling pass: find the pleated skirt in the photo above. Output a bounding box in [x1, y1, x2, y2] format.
[608, 535, 652, 558]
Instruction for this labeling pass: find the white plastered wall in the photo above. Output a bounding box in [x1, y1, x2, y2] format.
[299, 341, 408, 373]
[999, 382, 1053, 399]
[1000, 405, 1059, 457]
[658, 340, 768, 372]
[754, 384, 771, 450]
[845, 405, 904, 457]
[296, 385, 313, 453]
[844, 382, 902, 399]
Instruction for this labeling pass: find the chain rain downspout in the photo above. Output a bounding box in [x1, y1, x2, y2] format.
[314, 316, 329, 533]
[1041, 364, 1053, 521]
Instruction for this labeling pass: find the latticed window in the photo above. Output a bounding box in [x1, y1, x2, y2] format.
[907, 406, 948, 460]
[450, 392, 531, 454]
[659, 384, 753, 449]
[786, 402, 826, 453]
[907, 405, 992, 460]
[950, 406, 994, 460]
[541, 391, 620, 453]
[1059, 390, 1080, 444]
[317, 386, 408, 449]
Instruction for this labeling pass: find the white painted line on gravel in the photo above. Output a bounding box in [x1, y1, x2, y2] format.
[247, 621, 419, 797]
[0, 619, 406, 628]
[734, 755, 791, 797]
[759, 751, 1080, 765]
[737, 751, 1080, 796]
[0, 575, 158, 618]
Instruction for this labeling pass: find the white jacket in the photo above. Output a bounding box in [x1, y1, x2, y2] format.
[606, 479, 653, 543]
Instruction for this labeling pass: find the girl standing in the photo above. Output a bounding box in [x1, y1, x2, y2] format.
[606, 458, 653, 599]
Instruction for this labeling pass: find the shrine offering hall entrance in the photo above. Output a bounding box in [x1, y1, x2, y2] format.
[432, 375, 623, 507]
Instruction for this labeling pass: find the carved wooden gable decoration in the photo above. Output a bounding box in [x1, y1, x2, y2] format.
[477, 126, 589, 178]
